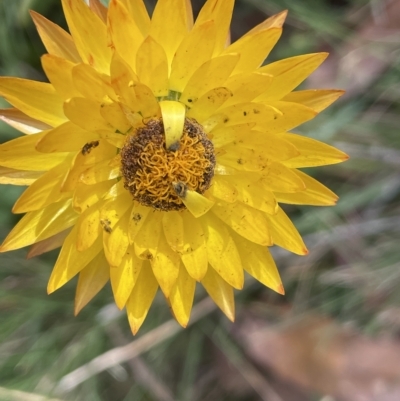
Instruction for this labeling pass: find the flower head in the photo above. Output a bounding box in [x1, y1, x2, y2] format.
[0, 0, 348, 333]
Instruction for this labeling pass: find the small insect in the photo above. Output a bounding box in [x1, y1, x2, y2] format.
[100, 218, 112, 233]
[173, 181, 188, 199]
[168, 141, 180, 152]
[132, 213, 142, 223]
[81, 140, 99, 155]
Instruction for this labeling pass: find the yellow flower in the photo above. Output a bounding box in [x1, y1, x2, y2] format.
[0, 0, 348, 334]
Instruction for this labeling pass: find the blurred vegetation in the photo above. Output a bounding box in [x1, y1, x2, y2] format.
[1, 0, 400, 400]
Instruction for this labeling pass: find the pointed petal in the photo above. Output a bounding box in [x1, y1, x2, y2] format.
[169, 265, 195, 327]
[160, 101, 186, 149]
[283, 89, 345, 113]
[200, 213, 243, 289]
[151, 233, 180, 297]
[274, 170, 339, 206]
[30, 10, 81, 63]
[126, 263, 158, 335]
[136, 36, 169, 97]
[134, 211, 163, 260]
[120, 0, 150, 36]
[72, 63, 116, 102]
[180, 54, 240, 107]
[107, 0, 144, 71]
[265, 206, 308, 255]
[222, 27, 282, 75]
[257, 53, 329, 101]
[128, 204, 152, 243]
[149, 0, 190, 67]
[100, 102, 131, 133]
[232, 231, 284, 294]
[76, 202, 102, 251]
[73, 180, 114, 213]
[75, 251, 110, 314]
[260, 161, 306, 193]
[201, 267, 235, 321]
[0, 108, 51, 135]
[36, 122, 99, 153]
[61, 0, 111, 73]
[12, 159, 72, 213]
[208, 175, 238, 203]
[212, 201, 272, 246]
[27, 230, 70, 259]
[162, 211, 185, 252]
[0, 199, 77, 252]
[110, 245, 143, 309]
[195, 0, 234, 55]
[133, 82, 161, 119]
[89, 0, 108, 22]
[0, 167, 43, 186]
[63, 97, 111, 132]
[174, 186, 214, 218]
[0, 78, 66, 127]
[169, 21, 216, 92]
[281, 133, 349, 168]
[48, 227, 103, 293]
[41, 54, 81, 100]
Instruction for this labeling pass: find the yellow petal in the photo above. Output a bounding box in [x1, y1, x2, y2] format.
[223, 72, 273, 108]
[232, 232, 284, 294]
[149, 0, 190, 67]
[208, 175, 238, 203]
[30, 10, 81, 63]
[280, 133, 349, 168]
[180, 54, 240, 107]
[168, 265, 195, 327]
[174, 185, 214, 218]
[99, 102, 131, 133]
[201, 266, 235, 321]
[27, 230, 69, 259]
[73, 180, 114, 213]
[257, 53, 329, 101]
[169, 21, 216, 92]
[41, 54, 81, 100]
[0, 167, 42, 186]
[0, 78, 66, 127]
[133, 82, 161, 119]
[136, 36, 169, 97]
[12, 159, 72, 213]
[0, 199, 77, 252]
[110, 245, 143, 309]
[283, 89, 345, 113]
[80, 158, 121, 185]
[162, 211, 184, 252]
[195, 0, 234, 55]
[72, 63, 116, 102]
[134, 211, 163, 260]
[274, 170, 339, 206]
[151, 233, 180, 297]
[126, 262, 158, 335]
[200, 213, 243, 289]
[119, 0, 150, 36]
[159, 101, 186, 149]
[75, 251, 110, 314]
[89, 0, 108, 22]
[265, 206, 308, 255]
[210, 123, 255, 148]
[211, 201, 272, 246]
[222, 27, 282, 75]
[48, 226, 103, 293]
[0, 108, 51, 135]
[61, 0, 111, 73]
[259, 101, 317, 133]
[36, 122, 99, 153]
[187, 87, 233, 125]
[180, 211, 208, 281]
[110, 54, 140, 112]
[128, 204, 152, 243]
[63, 97, 111, 132]
[100, 191, 132, 237]
[76, 202, 102, 251]
[104, 208, 131, 267]
[0, 132, 68, 171]
[247, 10, 287, 34]
[107, 0, 144, 71]
[260, 161, 306, 193]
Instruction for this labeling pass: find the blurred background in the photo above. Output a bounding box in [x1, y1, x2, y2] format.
[1, 0, 400, 400]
